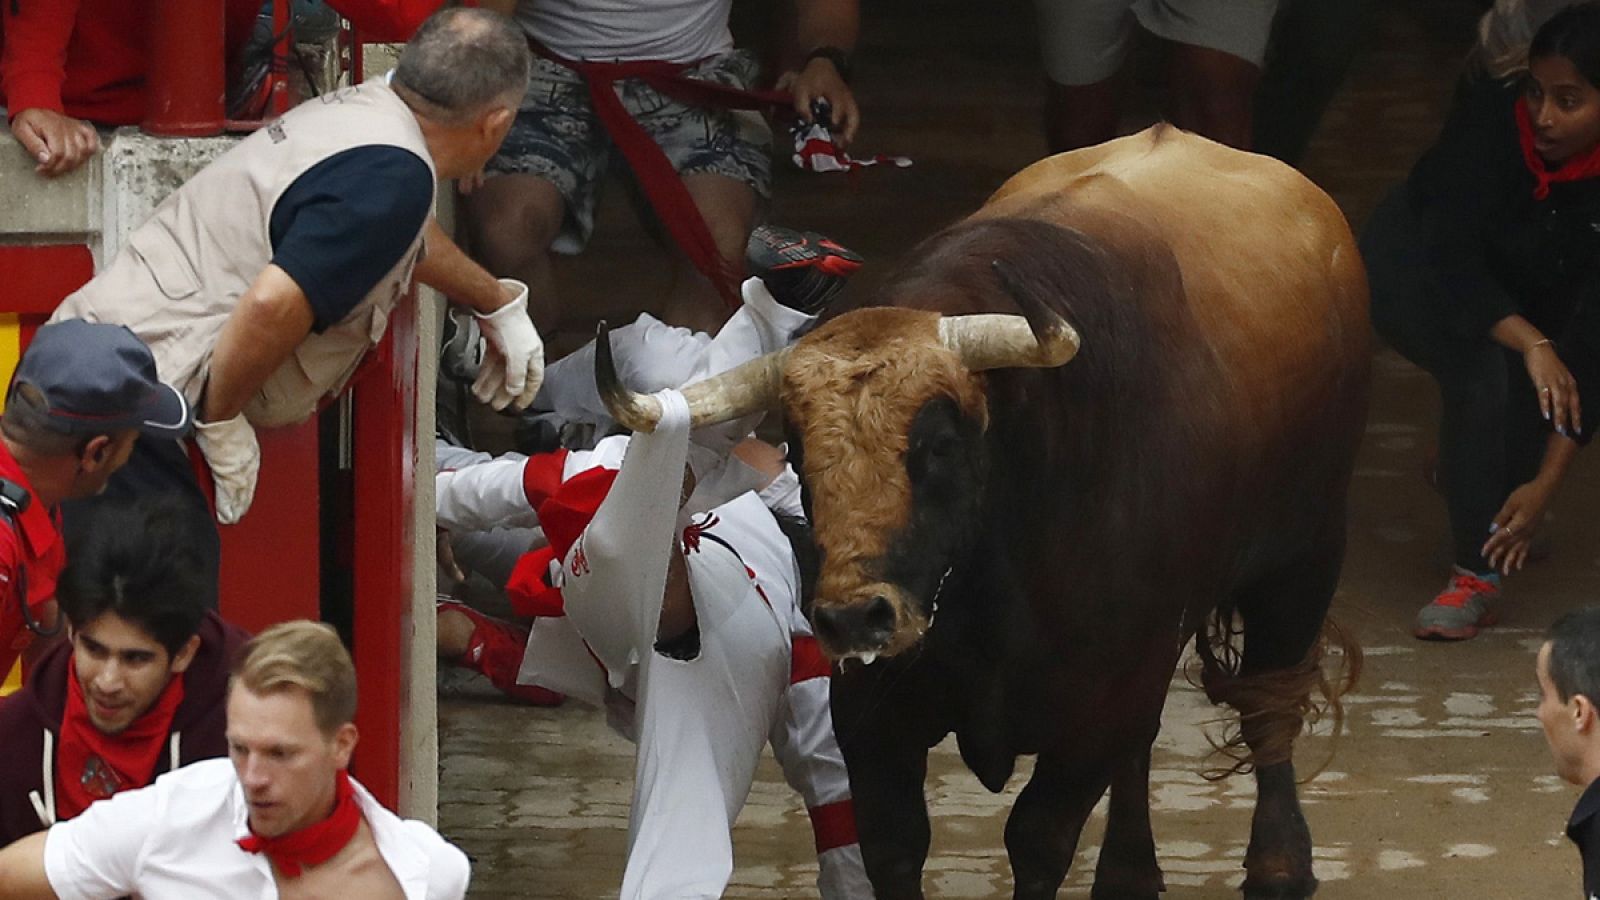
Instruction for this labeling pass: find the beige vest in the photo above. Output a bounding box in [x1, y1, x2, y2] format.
[52, 83, 436, 428]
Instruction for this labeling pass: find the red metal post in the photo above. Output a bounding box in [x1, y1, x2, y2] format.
[217, 427, 321, 634]
[142, 0, 225, 137]
[349, 297, 419, 809]
[268, 0, 293, 118]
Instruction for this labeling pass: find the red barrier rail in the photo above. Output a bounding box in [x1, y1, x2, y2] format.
[142, 0, 226, 137]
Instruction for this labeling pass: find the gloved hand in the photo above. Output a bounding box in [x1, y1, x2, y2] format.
[472, 279, 545, 411]
[195, 414, 261, 525]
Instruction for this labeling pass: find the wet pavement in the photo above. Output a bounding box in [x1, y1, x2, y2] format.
[438, 0, 1600, 896]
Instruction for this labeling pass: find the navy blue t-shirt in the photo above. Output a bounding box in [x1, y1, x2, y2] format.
[1568, 777, 1600, 898]
[268, 145, 434, 332]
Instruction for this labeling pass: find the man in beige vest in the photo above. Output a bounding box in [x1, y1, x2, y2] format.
[49, 7, 542, 606]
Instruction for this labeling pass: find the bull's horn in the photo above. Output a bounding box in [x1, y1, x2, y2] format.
[595, 321, 788, 433]
[937, 260, 1081, 370]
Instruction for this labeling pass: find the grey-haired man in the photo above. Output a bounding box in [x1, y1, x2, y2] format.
[49, 7, 546, 608]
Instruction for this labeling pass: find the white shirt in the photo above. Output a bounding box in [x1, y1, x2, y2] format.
[42, 759, 469, 900]
[515, 0, 734, 63]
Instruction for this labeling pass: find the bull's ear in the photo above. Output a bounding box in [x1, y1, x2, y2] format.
[991, 258, 1076, 352]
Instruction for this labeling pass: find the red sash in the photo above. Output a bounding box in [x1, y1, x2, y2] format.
[55, 657, 185, 819]
[236, 769, 362, 877]
[1515, 98, 1600, 199]
[533, 42, 793, 310]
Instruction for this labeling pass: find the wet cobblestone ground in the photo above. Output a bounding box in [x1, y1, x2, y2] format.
[439, 0, 1600, 895]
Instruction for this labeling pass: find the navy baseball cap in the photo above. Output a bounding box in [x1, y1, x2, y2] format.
[9, 320, 192, 438]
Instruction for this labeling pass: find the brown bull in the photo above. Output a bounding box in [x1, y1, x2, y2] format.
[599, 126, 1369, 899]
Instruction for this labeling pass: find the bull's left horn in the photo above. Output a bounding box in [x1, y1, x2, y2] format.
[938, 312, 1080, 370]
[595, 321, 788, 433]
[937, 268, 1080, 373]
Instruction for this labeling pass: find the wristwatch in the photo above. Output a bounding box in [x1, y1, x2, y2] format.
[804, 46, 854, 83]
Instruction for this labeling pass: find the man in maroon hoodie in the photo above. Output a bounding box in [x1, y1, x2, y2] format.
[0, 498, 249, 846]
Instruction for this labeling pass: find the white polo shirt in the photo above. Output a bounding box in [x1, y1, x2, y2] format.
[42, 759, 469, 900]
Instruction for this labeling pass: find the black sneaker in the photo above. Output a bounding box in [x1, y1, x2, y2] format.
[439, 308, 485, 384]
[746, 225, 863, 315]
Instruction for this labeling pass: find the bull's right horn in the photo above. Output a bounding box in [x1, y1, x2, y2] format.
[595, 321, 788, 433]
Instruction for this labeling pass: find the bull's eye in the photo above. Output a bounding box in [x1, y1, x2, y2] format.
[909, 434, 962, 485]
[907, 396, 973, 489]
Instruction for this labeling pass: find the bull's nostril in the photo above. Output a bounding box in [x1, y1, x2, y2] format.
[864, 595, 896, 634]
[812, 606, 846, 646]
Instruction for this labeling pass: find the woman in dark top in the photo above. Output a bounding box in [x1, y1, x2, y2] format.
[1362, 1, 1600, 641]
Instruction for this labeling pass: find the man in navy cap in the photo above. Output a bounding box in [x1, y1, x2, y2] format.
[0, 320, 191, 683]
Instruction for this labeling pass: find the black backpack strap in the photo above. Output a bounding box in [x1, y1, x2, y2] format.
[0, 477, 55, 638]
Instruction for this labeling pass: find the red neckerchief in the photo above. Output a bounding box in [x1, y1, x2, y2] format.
[236, 769, 362, 877]
[55, 657, 185, 820]
[532, 41, 792, 311]
[1515, 98, 1600, 199]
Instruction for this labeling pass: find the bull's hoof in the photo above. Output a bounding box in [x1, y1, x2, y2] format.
[1240, 874, 1318, 900]
[1089, 884, 1163, 900]
[1090, 864, 1164, 900]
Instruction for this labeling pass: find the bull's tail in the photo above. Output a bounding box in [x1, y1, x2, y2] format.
[1188, 611, 1362, 782]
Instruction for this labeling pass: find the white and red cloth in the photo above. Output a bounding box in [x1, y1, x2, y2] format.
[791, 118, 912, 174]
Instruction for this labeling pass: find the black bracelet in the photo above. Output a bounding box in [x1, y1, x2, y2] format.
[804, 46, 853, 83]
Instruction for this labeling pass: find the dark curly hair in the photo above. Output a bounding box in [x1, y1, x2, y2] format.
[57, 496, 209, 658]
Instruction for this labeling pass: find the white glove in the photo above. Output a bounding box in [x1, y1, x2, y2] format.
[194, 415, 261, 525]
[472, 279, 545, 411]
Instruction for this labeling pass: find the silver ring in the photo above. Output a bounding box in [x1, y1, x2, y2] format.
[1542, 387, 1552, 393]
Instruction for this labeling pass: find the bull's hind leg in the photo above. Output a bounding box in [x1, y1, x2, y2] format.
[1206, 544, 1357, 900]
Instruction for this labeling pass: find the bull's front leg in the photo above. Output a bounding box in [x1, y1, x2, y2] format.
[831, 666, 938, 899]
[1091, 747, 1164, 900]
[1003, 752, 1114, 900]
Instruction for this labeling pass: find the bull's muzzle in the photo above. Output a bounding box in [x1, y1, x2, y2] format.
[811, 583, 909, 661]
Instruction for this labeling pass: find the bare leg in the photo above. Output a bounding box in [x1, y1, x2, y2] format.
[1043, 73, 1125, 153]
[437, 606, 475, 660]
[460, 173, 568, 334]
[1253, 0, 1371, 163]
[1166, 43, 1262, 149]
[660, 173, 758, 334]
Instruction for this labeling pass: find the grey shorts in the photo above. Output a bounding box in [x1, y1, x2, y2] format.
[486, 49, 774, 254]
[1034, 0, 1280, 86]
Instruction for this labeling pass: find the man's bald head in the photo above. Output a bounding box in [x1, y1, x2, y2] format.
[393, 7, 530, 125]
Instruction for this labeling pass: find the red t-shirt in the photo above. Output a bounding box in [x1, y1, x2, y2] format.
[0, 440, 64, 678]
[0, 0, 258, 125]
